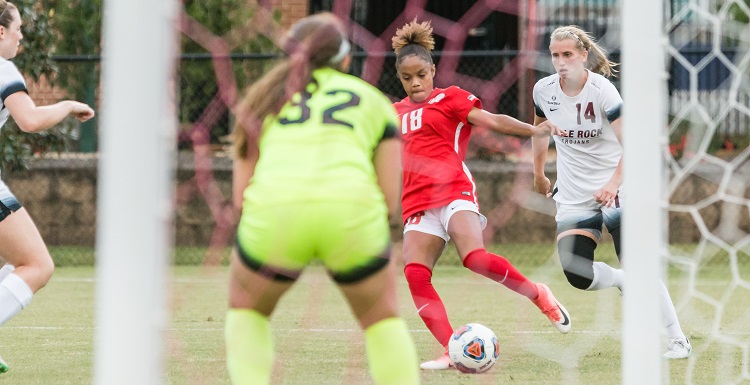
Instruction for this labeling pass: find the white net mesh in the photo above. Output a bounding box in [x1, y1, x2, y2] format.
[665, 0, 750, 383]
[171, 0, 750, 383]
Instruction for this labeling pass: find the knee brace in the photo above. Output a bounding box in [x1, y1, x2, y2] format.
[557, 235, 597, 290]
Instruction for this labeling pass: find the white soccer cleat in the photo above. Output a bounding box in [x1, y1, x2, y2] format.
[0, 355, 8, 373]
[663, 337, 692, 359]
[531, 283, 572, 334]
[419, 352, 453, 370]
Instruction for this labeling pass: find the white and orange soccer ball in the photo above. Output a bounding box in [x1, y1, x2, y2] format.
[448, 323, 499, 373]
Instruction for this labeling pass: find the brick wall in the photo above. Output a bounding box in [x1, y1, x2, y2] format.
[268, 0, 309, 27]
[25, 74, 68, 106]
[4, 155, 725, 247]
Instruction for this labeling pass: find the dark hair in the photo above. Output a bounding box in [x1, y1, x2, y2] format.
[232, 12, 349, 158]
[0, 1, 17, 29]
[392, 19, 435, 69]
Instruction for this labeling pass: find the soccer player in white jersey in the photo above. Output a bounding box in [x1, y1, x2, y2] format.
[0, 1, 95, 373]
[531, 25, 691, 359]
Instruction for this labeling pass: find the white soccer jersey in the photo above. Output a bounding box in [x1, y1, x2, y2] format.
[533, 70, 623, 204]
[0, 58, 27, 129]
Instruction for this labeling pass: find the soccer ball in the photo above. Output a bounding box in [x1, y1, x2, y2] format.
[448, 323, 499, 373]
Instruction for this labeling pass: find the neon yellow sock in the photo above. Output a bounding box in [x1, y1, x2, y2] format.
[225, 309, 273, 385]
[365, 317, 420, 385]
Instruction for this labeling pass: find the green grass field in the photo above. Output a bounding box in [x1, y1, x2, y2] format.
[1, 245, 748, 384]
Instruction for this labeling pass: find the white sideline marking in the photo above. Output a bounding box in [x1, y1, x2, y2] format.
[52, 277, 737, 286]
[54, 278, 225, 283]
[6, 326, 750, 336]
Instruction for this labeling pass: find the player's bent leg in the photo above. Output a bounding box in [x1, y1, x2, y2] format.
[448, 211, 537, 298]
[365, 317, 421, 384]
[557, 233, 597, 290]
[461, 248, 539, 299]
[0, 208, 54, 293]
[0, 208, 55, 327]
[225, 308, 274, 385]
[226, 251, 296, 385]
[402, 231, 455, 357]
[337, 263, 420, 384]
[230, 246, 299, 315]
[403, 263, 454, 349]
[558, 232, 624, 292]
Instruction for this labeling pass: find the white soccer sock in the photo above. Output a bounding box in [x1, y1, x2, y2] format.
[659, 280, 686, 339]
[0, 272, 33, 326]
[586, 262, 624, 291]
[0, 264, 15, 282]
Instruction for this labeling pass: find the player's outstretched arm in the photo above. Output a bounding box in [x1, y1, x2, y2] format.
[467, 107, 564, 138]
[532, 115, 553, 197]
[4, 92, 95, 133]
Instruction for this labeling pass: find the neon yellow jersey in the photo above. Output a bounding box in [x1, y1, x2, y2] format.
[243, 67, 398, 208]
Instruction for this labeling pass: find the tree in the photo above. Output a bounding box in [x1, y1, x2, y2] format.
[180, 0, 280, 147]
[0, 1, 66, 172]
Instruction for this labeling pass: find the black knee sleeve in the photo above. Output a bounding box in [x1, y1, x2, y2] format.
[557, 235, 597, 290]
[609, 226, 621, 260]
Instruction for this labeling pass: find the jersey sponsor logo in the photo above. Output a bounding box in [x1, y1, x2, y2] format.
[428, 93, 445, 104]
[562, 128, 603, 138]
[547, 100, 561, 106]
[467, 94, 477, 101]
[559, 128, 603, 145]
[550, 108, 559, 111]
[461, 191, 471, 196]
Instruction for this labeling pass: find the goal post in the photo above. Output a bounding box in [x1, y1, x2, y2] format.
[621, 0, 666, 384]
[94, 0, 178, 384]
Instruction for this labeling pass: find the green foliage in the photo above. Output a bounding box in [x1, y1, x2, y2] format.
[0, 121, 75, 172]
[728, 0, 750, 23]
[13, 1, 56, 81]
[46, 0, 101, 100]
[180, 1, 281, 145]
[0, 1, 68, 172]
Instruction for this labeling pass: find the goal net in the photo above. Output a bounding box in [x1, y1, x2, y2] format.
[95, 0, 750, 384]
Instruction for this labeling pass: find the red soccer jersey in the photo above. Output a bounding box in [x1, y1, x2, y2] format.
[394, 86, 483, 223]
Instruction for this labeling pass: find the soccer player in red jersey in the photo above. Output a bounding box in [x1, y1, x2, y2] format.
[392, 19, 571, 370]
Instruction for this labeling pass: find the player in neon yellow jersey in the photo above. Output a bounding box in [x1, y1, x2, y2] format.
[226, 12, 419, 385]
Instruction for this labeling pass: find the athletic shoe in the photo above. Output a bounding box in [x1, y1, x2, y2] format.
[0, 355, 8, 373]
[419, 352, 452, 370]
[663, 337, 691, 359]
[531, 283, 572, 334]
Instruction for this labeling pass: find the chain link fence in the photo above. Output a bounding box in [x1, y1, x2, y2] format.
[6, 0, 747, 265]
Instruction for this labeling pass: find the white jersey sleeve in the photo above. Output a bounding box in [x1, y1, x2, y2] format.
[0, 58, 28, 129]
[533, 71, 624, 204]
[599, 79, 622, 123]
